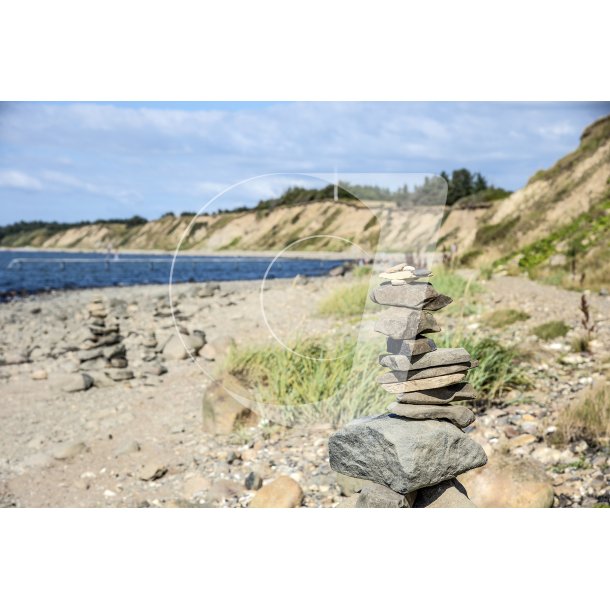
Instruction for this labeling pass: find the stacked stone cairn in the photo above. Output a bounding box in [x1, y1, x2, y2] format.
[329, 263, 488, 508]
[75, 296, 134, 383]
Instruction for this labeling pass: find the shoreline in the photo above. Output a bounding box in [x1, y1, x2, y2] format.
[0, 246, 360, 261]
[0, 271, 337, 303]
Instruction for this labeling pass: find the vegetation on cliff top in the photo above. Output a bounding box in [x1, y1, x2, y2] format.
[528, 115, 610, 184]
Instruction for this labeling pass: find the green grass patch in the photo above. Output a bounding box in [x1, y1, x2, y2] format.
[474, 216, 520, 246]
[430, 267, 481, 301]
[225, 329, 529, 425]
[483, 308, 530, 329]
[317, 282, 373, 318]
[494, 191, 610, 285]
[225, 336, 387, 426]
[351, 265, 373, 279]
[533, 320, 570, 340]
[553, 382, 610, 447]
[436, 332, 530, 401]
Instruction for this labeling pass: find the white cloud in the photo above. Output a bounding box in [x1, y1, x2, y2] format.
[0, 169, 42, 191]
[0, 101, 607, 223]
[41, 170, 142, 204]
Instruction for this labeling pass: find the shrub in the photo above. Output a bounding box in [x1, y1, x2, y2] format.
[571, 333, 590, 353]
[459, 249, 483, 267]
[553, 382, 610, 447]
[475, 216, 520, 246]
[533, 320, 570, 340]
[483, 308, 530, 329]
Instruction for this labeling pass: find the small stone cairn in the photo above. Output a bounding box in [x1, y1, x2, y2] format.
[329, 263, 488, 507]
[75, 296, 134, 383]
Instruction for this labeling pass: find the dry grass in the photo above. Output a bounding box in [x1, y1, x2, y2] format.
[554, 381, 610, 447]
[317, 281, 374, 318]
[533, 320, 570, 340]
[483, 308, 530, 329]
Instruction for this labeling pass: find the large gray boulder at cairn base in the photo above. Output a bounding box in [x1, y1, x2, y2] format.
[329, 414, 488, 495]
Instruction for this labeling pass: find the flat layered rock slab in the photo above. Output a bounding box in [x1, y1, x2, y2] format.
[374, 310, 440, 340]
[388, 402, 476, 428]
[379, 347, 471, 371]
[380, 372, 466, 394]
[329, 414, 488, 494]
[396, 382, 476, 405]
[385, 337, 436, 357]
[370, 283, 453, 310]
[377, 361, 477, 384]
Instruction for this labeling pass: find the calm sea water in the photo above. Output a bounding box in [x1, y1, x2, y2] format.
[0, 250, 348, 296]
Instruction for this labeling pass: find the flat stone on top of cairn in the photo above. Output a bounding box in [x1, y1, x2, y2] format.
[328, 260, 487, 508]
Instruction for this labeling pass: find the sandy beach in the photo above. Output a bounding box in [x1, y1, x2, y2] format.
[1, 271, 609, 508]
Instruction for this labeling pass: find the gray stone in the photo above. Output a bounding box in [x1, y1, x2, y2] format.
[102, 344, 126, 359]
[57, 373, 94, 393]
[388, 402, 476, 428]
[79, 357, 107, 371]
[93, 333, 121, 347]
[200, 336, 235, 362]
[141, 363, 167, 376]
[163, 332, 205, 360]
[75, 348, 103, 362]
[245, 471, 263, 491]
[370, 282, 452, 310]
[106, 368, 134, 382]
[355, 481, 417, 508]
[87, 371, 115, 388]
[385, 337, 436, 357]
[381, 372, 467, 394]
[396, 382, 476, 404]
[114, 440, 140, 457]
[1, 351, 29, 365]
[379, 347, 471, 371]
[30, 369, 48, 381]
[141, 333, 158, 348]
[374, 310, 440, 340]
[377, 361, 476, 383]
[109, 357, 128, 368]
[414, 479, 476, 508]
[329, 414, 487, 494]
[53, 441, 88, 460]
[138, 462, 168, 481]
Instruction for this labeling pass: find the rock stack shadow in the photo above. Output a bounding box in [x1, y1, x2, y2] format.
[329, 263, 488, 508]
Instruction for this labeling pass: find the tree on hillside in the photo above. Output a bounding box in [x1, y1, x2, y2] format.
[442, 168, 493, 206]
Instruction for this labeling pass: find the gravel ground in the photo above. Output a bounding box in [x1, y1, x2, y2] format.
[0, 273, 608, 508]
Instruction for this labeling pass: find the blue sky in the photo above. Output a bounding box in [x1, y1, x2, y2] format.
[0, 101, 608, 224]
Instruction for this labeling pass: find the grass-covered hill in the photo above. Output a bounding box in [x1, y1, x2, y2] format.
[440, 114, 610, 290]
